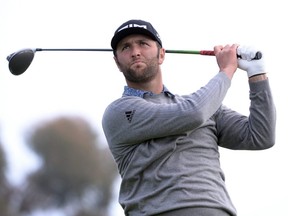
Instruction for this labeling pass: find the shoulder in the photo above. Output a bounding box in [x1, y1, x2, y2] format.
[102, 96, 144, 121]
[105, 96, 144, 111]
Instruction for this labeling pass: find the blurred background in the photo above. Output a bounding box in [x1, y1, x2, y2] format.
[0, 116, 117, 216]
[1, 0, 287, 215]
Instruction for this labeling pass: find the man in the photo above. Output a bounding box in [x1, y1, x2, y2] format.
[102, 19, 276, 216]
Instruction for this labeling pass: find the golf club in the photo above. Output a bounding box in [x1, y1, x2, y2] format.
[6, 48, 262, 76]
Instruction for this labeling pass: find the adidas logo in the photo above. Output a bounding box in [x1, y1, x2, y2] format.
[125, 110, 135, 123]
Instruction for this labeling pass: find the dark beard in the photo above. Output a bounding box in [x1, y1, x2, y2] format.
[118, 51, 160, 83]
[123, 60, 159, 83]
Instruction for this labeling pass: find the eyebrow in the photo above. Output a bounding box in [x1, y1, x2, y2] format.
[120, 38, 151, 46]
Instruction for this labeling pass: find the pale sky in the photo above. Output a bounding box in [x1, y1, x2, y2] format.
[0, 0, 287, 215]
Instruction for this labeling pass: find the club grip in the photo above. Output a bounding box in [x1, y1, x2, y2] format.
[199, 50, 215, 56]
[200, 50, 262, 60]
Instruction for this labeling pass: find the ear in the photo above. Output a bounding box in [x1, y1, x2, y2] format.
[113, 56, 121, 70]
[158, 48, 165, 65]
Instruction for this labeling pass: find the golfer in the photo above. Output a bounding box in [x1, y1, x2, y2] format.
[102, 19, 276, 216]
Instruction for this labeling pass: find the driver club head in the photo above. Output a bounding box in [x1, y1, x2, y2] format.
[7, 48, 36, 75]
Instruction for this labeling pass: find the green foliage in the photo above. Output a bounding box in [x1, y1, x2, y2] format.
[0, 116, 118, 216]
[0, 139, 15, 216]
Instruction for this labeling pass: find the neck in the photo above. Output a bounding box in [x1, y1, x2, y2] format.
[126, 71, 163, 94]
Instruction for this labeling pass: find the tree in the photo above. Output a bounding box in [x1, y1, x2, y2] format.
[19, 116, 117, 216]
[0, 136, 15, 216]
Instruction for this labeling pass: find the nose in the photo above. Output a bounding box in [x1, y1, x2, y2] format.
[131, 45, 141, 57]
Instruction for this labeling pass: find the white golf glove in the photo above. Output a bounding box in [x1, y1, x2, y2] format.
[237, 45, 265, 77]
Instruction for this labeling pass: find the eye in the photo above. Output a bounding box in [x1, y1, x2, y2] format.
[140, 41, 149, 46]
[121, 45, 130, 51]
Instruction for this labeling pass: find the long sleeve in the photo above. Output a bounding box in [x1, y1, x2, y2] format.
[102, 72, 231, 150]
[216, 78, 276, 150]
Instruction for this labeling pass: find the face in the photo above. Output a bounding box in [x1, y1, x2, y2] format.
[114, 34, 165, 84]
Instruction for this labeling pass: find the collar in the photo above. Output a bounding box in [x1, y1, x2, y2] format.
[123, 86, 175, 98]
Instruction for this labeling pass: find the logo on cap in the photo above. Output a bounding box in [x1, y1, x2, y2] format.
[117, 24, 148, 33]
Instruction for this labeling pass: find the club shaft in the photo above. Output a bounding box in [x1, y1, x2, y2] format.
[36, 48, 215, 55]
[36, 48, 262, 59]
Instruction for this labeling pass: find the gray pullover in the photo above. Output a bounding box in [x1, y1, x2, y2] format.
[102, 72, 276, 216]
